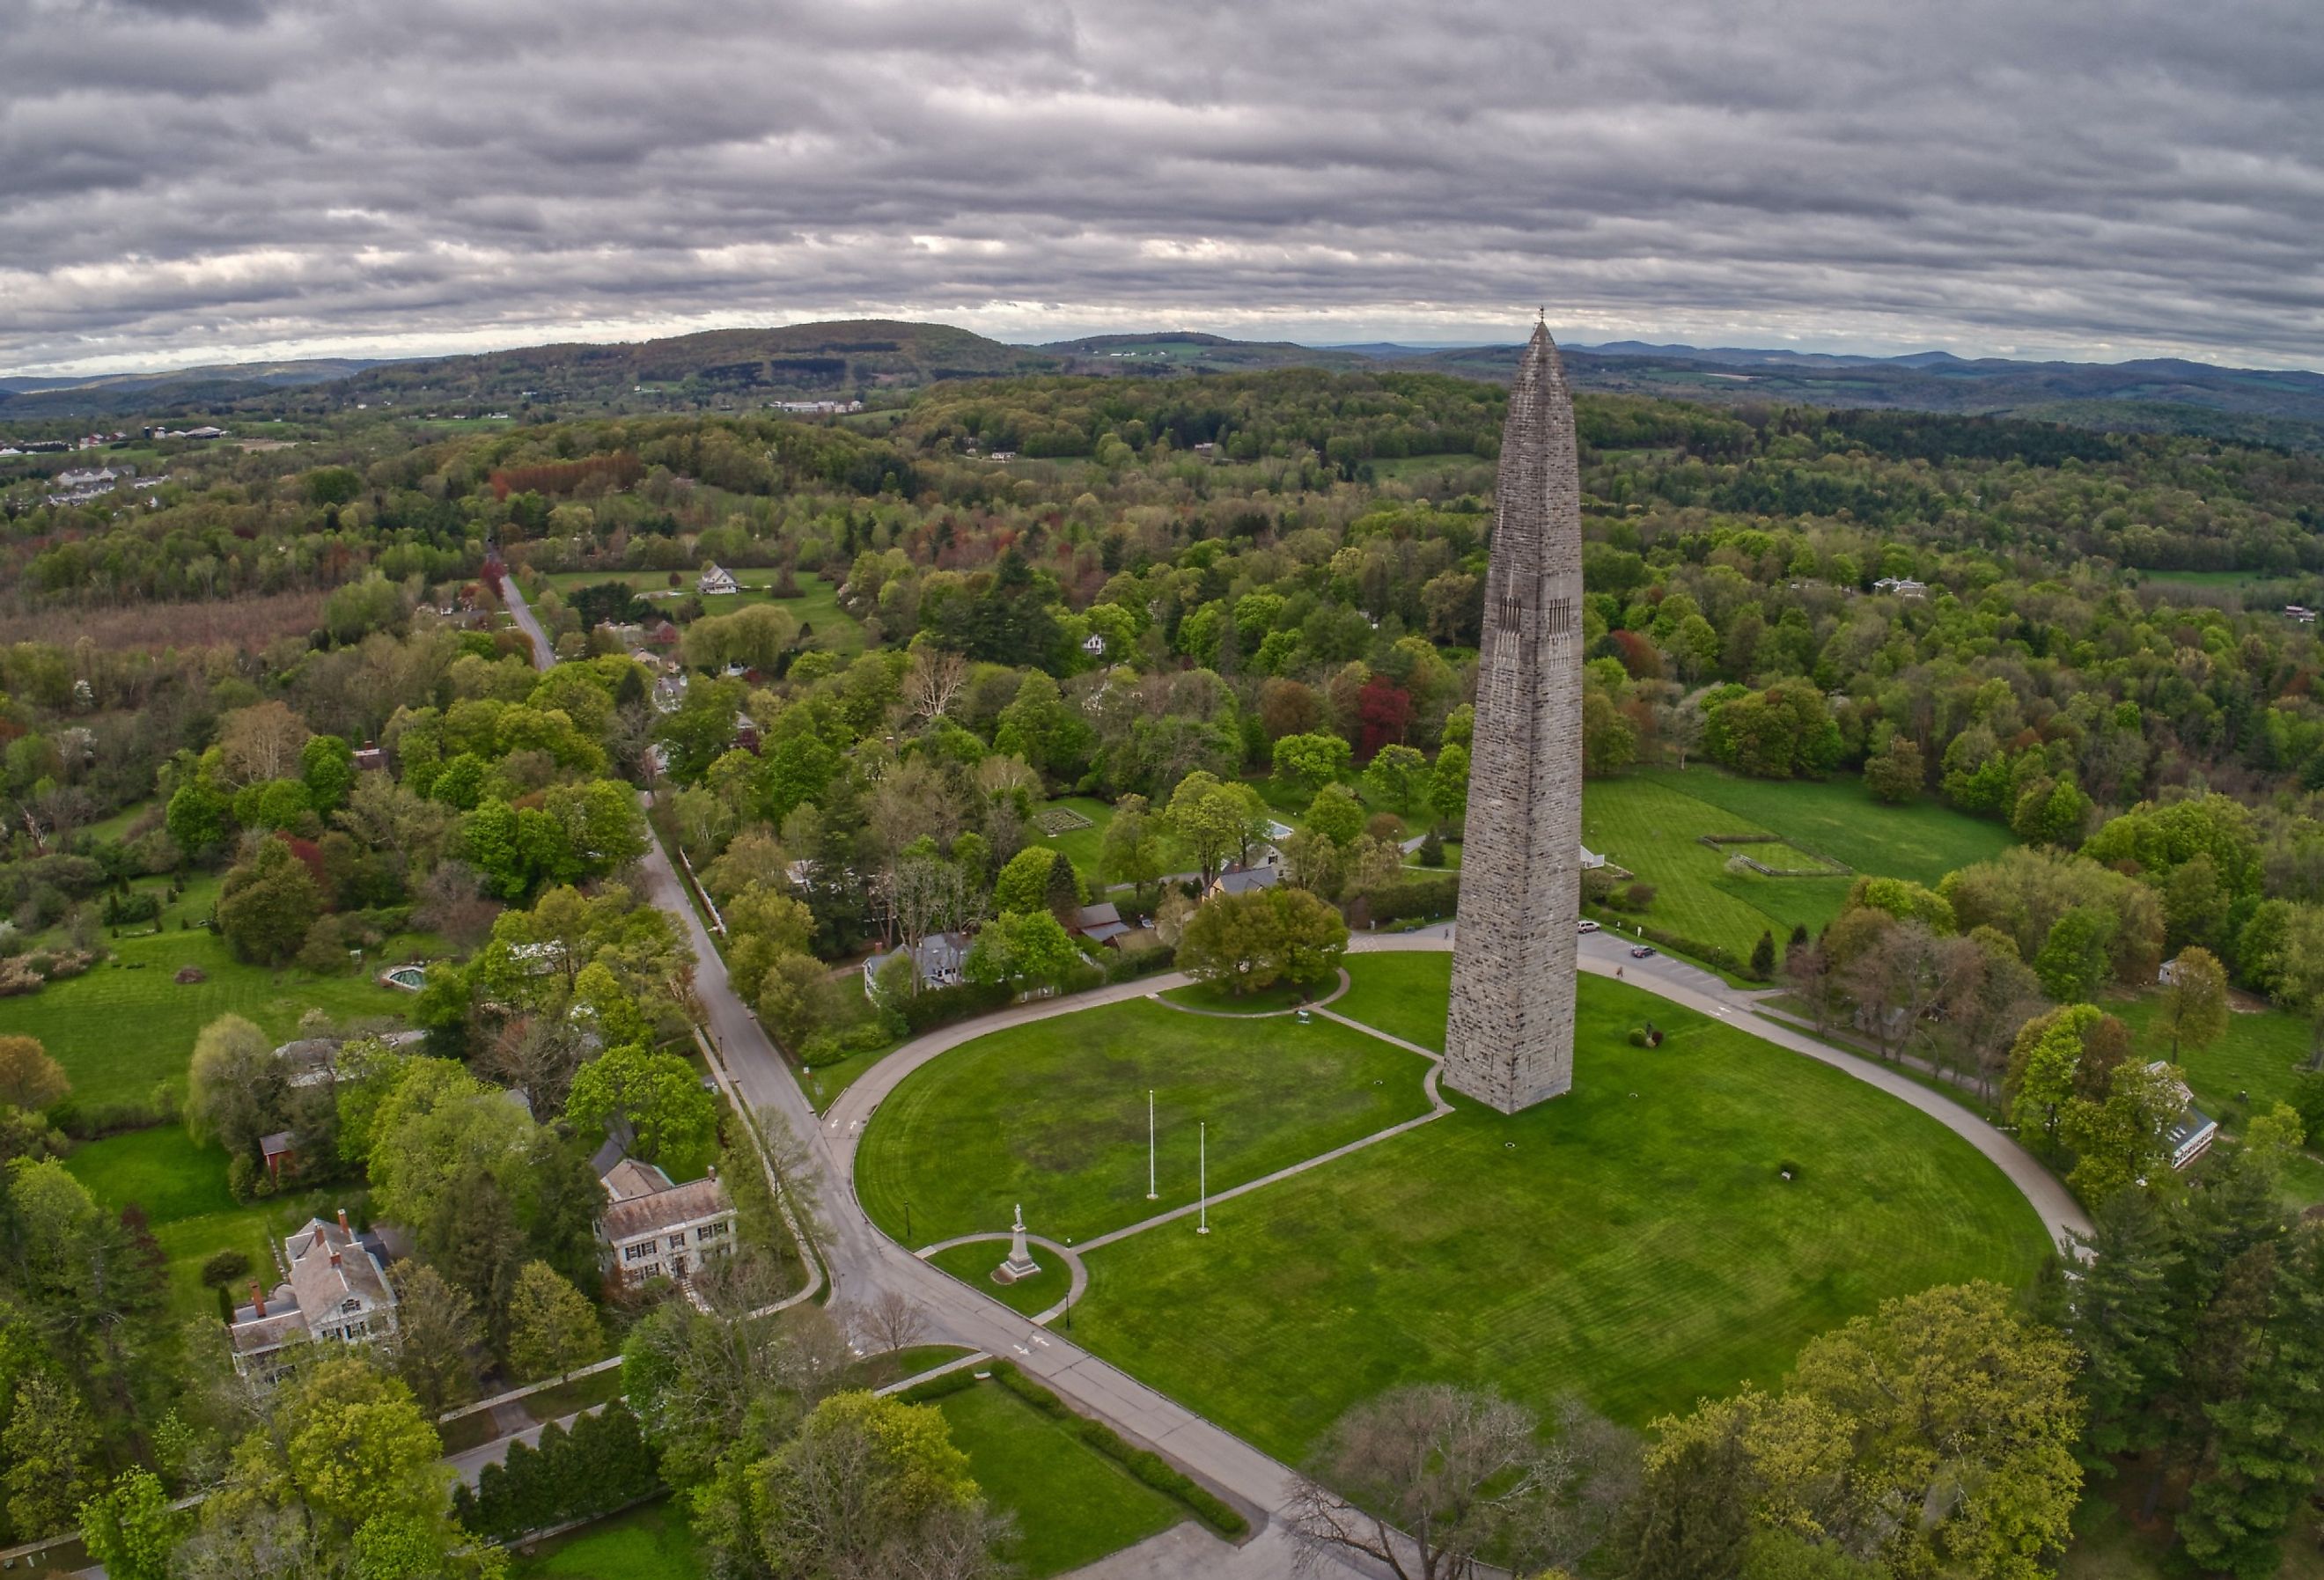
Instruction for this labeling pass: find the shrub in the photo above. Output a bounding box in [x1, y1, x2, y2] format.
[896, 1367, 980, 1404]
[200, 1249, 253, 1288]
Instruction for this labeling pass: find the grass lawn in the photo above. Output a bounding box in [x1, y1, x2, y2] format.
[511, 1498, 704, 1580]
[2, 912, 426, 1108]
[855, 997, 1434, 1246]
[927, 1241, 1071, 1317]
[1580, 768, 2012, 959]
[1071, 974, 2054, 1458]
[937, 1381, 1184, 1577]
[1333, 952, 1456, 1050]
[796, 1034, 906, 1112]
[1631, 767, 2014, 888]
[1158, 978, 1317, 1015]
[65, 1127, 373, 1321]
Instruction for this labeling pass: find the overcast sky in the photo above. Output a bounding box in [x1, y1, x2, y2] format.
[4, 0, 2321, 376]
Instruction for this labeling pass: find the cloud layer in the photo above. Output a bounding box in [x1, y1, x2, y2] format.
[4, 0, 2321, 374]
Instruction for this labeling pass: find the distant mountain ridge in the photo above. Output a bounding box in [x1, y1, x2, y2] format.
[6, 320, 2323, 448]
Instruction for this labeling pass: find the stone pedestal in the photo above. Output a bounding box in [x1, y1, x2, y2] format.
[993, 1206, 1041, 1284]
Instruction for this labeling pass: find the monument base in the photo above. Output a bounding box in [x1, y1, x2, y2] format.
[992, 1255, 1041, 1284]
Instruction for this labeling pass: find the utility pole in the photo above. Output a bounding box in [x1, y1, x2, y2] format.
[1196, 1121, 1210, 1235]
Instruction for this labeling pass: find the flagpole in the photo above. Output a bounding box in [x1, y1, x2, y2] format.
[1146, 1089, 1158, 1200]
[1196, 1121, 1210, 1235]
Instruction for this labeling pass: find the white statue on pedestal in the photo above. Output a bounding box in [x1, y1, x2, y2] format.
[995, 1202, 1042, 1284]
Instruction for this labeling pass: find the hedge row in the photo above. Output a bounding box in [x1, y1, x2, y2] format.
[1350, 872, 1460, 927]
[894, 977, 1014, 1033]
[895, 1366, 980, 1403]
[452, 1401, 659, 1542]
[1597, 914, 1762, 981]
[1104, 945, 1181, 985]
[986, 1362, 1248, 1539]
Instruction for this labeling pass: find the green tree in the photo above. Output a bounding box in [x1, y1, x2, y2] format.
[963, 910, 1083, 992]
[165, 774, 230, 857]
[386, 1260, 482, 1416]
[1165, 771, 1269, 886]
[185, 1012, 286, 1162]
[1099, 795, 1164, 904]
[2179, 1224, 2324, 1579]
[1787, 1282, 2083, 1580]
[1272, 731, 1353, 793]
[3, 1372, 96, 1540]
[750, 1391, 989, 1579]
[506, 1261, 603, 1382]
[1361, 744, 1428, 812]
[1862, 734, 1924, 805]
[2005, 1003, 2103, 1146]
[992, 845, 1077, 920]
[1428, 742, 1471, 822]
[77, 1467, 182, 1580]
[2059, 1060, 2184, 1202]
[2156, 945, 2228, 1059]
[301, 733, 357, 812]
[1176, 886, 1349, 995]
[1581, 690, 1638, 776]
[564, 1043, 719, 1180]
[2033, 906, 2114, 1001]
[216, 837, 327, 965]
[0, 1035, 67, 1112]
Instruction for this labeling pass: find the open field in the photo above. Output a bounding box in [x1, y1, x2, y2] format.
[856, 997, 1434, 1246]
[1580, 768, 2013, 959]
[937, 1381, 1185, 1577]
[2, 911, 425, 1109]
[1070, 973, 2052, 1458]
[1632, 767, 2014, 887]
[511, 1498, 704, 1580]
[1331, 951, 1455, 1050]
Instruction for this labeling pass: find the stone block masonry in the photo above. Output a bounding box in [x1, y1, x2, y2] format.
[1444, 320, 1585, 1113]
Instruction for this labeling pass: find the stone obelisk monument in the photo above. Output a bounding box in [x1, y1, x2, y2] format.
[1444, 318, 1585, 1113]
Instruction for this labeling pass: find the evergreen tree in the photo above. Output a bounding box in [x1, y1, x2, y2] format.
[2069, 1191, 2182, 1460]
[2179, 1224, 2324, 1578]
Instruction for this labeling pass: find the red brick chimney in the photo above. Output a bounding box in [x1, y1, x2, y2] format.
[329, 1248, 342, 1269]
[251, 1282, 266, 1319]
[337, 1207, 350, 1235]
[312, 1224, 325, 1251]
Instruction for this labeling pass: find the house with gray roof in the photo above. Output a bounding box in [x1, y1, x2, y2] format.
[226, 1210, 399, 1384]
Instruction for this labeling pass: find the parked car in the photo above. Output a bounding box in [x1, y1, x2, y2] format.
[1629, 944, 1657, 959]
[1577, 919, 1600, 933]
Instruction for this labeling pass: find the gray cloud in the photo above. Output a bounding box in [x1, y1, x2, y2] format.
[2, 0, 2320, 373]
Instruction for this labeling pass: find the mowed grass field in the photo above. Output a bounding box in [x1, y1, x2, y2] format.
[511, 1498, 705, 1580]
[855, 997, 1434, 1246]
[65, 1127, 371, 1321]
[1070, 971, 2052, 1458]
[1579, 767, 2014, 958]
[0, 915, 421, 1108]
[936, 1382, 1185, 1576]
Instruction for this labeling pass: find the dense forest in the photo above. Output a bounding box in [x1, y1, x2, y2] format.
[10, 363, 2324, 1576]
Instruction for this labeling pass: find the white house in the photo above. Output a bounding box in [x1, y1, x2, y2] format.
[1872, 577, 1930, 599]
[697, 564, 739, 596]
[598, 1153, 737, 1287]
[864, 931, 971, 996]
[1082, 632, 1108, 658]
[227, 1210, 399, 1384]
[2146, 1062, 2220, 1170]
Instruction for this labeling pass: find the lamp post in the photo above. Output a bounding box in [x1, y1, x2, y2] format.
[904, 1201, 912, 1243]
[1196, 1121, 1210, 1235]
[1146, 1089, 1158, 1200]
